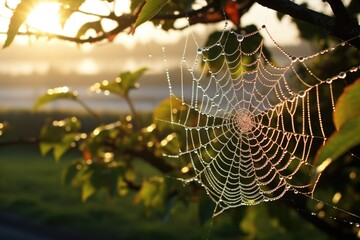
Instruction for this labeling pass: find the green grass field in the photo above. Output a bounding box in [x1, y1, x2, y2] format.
[0, 111, 241, 240]
[0, 144, 236, 240]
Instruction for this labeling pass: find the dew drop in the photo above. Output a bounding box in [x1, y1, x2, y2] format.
[298, 91, 306, 98]
[294, 190, 299, 194]
[311, 212, 316, 216]
[350, 67, 358, 72]
[325, 78, 333, 84]
[291, 56, 297, 62]
[237, 34, 244, 42]
[298, 56, 305, 62]
[197, 48, 203, 54]
[338, 72, 347, 79]
[356, 223, 360, 227]
[216, 41, 221, 46]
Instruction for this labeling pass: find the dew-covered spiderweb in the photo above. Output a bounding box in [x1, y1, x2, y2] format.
[162, 21, 360, 216]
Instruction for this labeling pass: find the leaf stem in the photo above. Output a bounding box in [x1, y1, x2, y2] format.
[124, 95, 141, 129]
[76, 99, 103, 123]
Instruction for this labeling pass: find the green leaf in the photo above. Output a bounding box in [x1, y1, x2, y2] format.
[3, 1, 37, 48]
[62, 160, 82, 186]
[315, 79, 360, 173]
[333, 79, 360, 130]
[58, 0, 85, 27]
[53, 133, 78, 160]
[134, 177, 164, 208]
[39, 117, 81, 161]
[33, 87, 78, 110]
[40, 142, 53, 156]
[95, 67, 147, 98]
[315, 116, 360, 173]
[132, 0, 169, 34]
[82, 180, 96, 202]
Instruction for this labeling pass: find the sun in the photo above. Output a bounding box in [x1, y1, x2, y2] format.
[26, 2, 62, 33]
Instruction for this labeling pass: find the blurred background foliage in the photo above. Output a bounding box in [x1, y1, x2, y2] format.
[0, 0, 360, 239]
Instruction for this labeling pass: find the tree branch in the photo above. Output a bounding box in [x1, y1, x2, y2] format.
[255, 0, 360, 49]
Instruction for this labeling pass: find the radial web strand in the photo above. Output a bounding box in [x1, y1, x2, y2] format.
[164, 23, 360, 216]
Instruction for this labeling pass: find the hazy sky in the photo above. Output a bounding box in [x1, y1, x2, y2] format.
[0, 2, 304, 77]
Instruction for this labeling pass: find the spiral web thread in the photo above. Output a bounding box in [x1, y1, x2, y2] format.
[163, 22, 360, 216]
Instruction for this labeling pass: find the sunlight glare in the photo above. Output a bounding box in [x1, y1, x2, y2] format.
[26, 3, 62, 33]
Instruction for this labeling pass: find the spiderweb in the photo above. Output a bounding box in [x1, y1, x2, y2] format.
[162, 21, 360, 217]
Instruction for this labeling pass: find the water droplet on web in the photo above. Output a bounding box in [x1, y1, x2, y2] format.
[237, 34, 244, 42]
[298, 91, 306, 98]
[350, 67, 358, 72]
[356, 223, 360, 227]
[311, 212, 317, 216]
[338, 72, 347, 79]
[197, 48, 203, 54]
[216, 42, 221, 46]
[298, 56, 305, 62]
[325, 78, 333, 84]
[294, 190, 299, 194]
[291, 56, 297, 63]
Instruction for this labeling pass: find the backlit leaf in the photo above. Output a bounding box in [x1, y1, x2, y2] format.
[39, 117, 81, 161]
[95, 67, 147, 97]
[315, 79, 360, 169]
[132, 0, 169, 34]
[82, 180, 96, 202]
[33, 86, 77, 110]
[315, 116, 360, 168]
[333, 79, 360, 130]
[3, 0, 36, 48]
